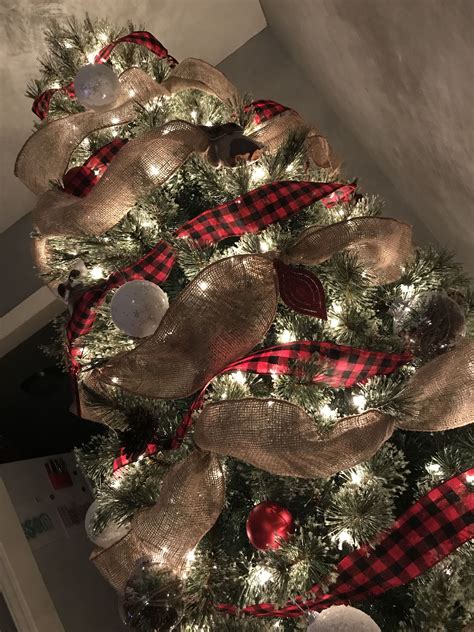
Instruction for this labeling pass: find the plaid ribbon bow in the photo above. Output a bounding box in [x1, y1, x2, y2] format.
[67, 180, 345, 358]
[32, 31, 176, 119]
[216, 469, 474, 618]
[112, 340, 410, 471]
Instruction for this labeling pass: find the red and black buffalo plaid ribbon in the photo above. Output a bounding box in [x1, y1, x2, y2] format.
[248, 100, 291, 125]
[67, 180, 345, 356]
[177, 180, 342, 245]
[225, 341, 411, 388]
[112, 341, 410, 471]
[32, 31, 176, 119]
[216, 469, 474, 618]
[63, 138, 128, 197]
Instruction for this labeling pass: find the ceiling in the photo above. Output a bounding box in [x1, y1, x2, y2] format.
[0, 0, 266, 233]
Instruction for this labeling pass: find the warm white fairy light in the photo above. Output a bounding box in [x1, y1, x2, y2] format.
[349, 468, 364, 485]
[87, 51, 100, 64]
[329, 316, 341, 328]
[332, 302, 343, 314]
[198, 280, 209, 291]
[285, 162, 294, 173]
[426, 462, 441, 474]
[320, 404, 337, 420]
[191, 110, 198, 121]
[148, 164, 160, 177]
[255, 567, 272, 585]
[352, 393, 367, 412]
[111, 129, 118, 137]
[51, 81, 61, 89]
[252, 164, 266, 181]
[98, 32, 109, 43]
[90, 265, 104, 279]
[400, 284, 415, 298]
[111, 116, 120, 124]
[278, 329, 294, 344]
[466, 474, 474, 484]
[259, 240, 270, 253]
[111, 476, 123, 489]
[128, 88, 136, 97]
[64, 41, 73, 49]
[186, 549, 196, 563]
[111, 376, 120, 384]
[336, 529, 355, 549]
[231, 371, 246, 385]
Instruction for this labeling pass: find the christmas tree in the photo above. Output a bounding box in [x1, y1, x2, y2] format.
[16, 17, 473, 632]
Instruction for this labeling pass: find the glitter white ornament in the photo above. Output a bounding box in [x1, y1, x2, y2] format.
[307, 605, 380, 632]
[85, 500, 131, 548]
[111, 280, 169, 338]
[74, 64, 120, 111]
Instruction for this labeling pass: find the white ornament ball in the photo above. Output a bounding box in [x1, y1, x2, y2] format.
[85, 500, 131, 549]
[111, 280, 169, 338]
[307, 605, 380, 632]
[74, 64, 120, 111]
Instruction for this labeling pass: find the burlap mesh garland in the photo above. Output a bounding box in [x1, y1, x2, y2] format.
[397, 339, 474, 431]
[91, 341, 473, 592]
[283, 217, 413, 284]
[93, 218, 413, 399]
[15, 60, 237, 195]
[32, 121, 210, 238]
[91, 450, 225, 591]
[195, 399, 394, 478]
[95, 255, 278, 398]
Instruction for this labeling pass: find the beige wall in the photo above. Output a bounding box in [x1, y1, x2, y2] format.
[259, 0, 474, 274]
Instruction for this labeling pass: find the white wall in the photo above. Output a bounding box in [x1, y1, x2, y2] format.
[0, 453, 126, 632]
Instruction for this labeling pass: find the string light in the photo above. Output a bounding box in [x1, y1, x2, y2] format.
[400, 284, 415, 298]
[64, 41, 73, 49]
[128, 89, 136, 97]
[51, 81, 61, 89]
[90, 265, 104, 279]
[186, 549, 196, 563]
[148, 165, 160, 177]
[320, 404, 337, 420]
[426, 462, 441, 474]
[191, 110, 198, 122]
[278, 329, 294, 344]
[352, 393, 367, 412]
[198, 280, 209, 291]
[98, 32, 109, 43]
[336, 529, 354, 549]
[259, 240, 270, 253]
[231, 371, 246, 385]
[111, 116, 120, 124]
[252, 164, 266, 181]
[332, 303, 343, 314]
[329, 316, 341, 328]
[466, 474, 474, 484]
[349, 468, 364, 485]
[87, 51, 100, 64]
[255, 566, 272, 585]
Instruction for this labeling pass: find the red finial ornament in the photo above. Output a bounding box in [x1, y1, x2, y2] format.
[246, 501, 295, 550]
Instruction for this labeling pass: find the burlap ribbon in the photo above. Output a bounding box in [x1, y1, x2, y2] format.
[16, 60, 238, 196]
[17, 57, 338, 282]
[91, 340, 473, 591]
[93, 216, 413, 398]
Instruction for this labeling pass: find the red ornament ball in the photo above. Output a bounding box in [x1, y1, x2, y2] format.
[246, 501, 294, 550]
